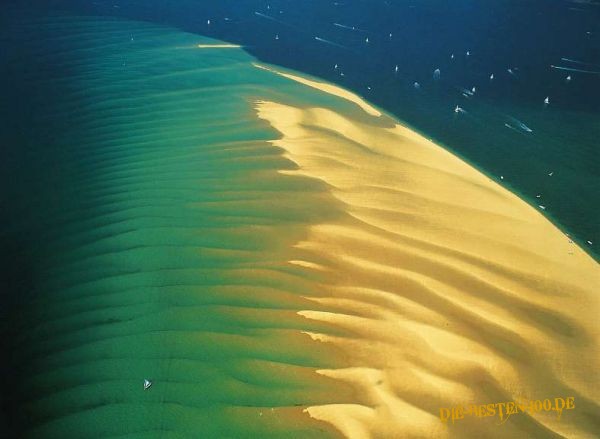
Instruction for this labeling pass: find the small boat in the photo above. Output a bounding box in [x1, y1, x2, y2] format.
[144, 379, 152, 390]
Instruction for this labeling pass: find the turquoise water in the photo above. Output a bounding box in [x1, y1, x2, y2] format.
[47, 0, 599, 259]
[0, 12, 368, 437]
[1, 3, 598, 438]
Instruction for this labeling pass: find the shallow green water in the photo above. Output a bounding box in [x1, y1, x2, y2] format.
[0, 13, 367, 438]
[36, 0, 598, 260]
[2, 8, 597, 438]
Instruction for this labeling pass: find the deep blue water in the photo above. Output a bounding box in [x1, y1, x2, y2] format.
[3, 0, 600, 256]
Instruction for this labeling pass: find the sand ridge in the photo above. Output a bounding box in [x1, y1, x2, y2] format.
[4, 12, 598, 438]
[254, 81, 600, 438]
[254, 63, 383, 118]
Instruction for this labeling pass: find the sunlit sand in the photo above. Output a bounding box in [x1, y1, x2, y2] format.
[4, 13, 598, 439]
[255, 79, 600, 437]
[254, 63, 383, 117]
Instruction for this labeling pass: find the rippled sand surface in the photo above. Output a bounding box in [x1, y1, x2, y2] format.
[256, 91, 600, 438]
[2, 12, 598, 439]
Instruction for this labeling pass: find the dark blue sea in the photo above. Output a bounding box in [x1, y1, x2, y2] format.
[12, 0, 599, 255]
[3, 0, 599, 256]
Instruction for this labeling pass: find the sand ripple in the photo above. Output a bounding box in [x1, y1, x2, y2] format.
[2, 10, 598, 439]
[256, 95, 600, 438]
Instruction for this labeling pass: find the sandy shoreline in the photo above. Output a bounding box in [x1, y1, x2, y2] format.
[5, 13, 598, 437]
[254, 65, 600, 438]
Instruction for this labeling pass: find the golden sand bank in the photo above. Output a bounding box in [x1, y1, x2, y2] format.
[254, 65, 600, 438]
